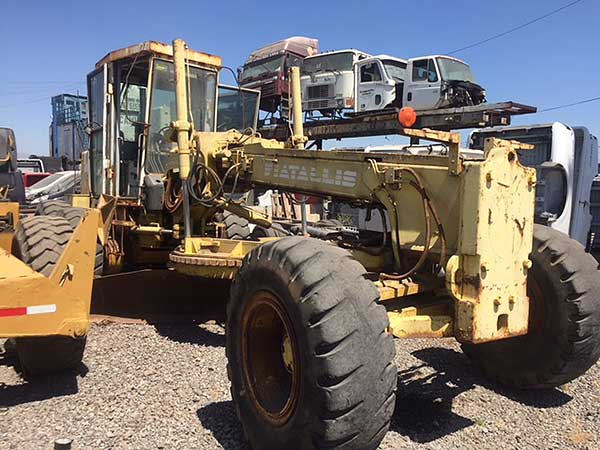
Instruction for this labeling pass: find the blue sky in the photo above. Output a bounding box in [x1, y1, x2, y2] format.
[1, 0, 598, 155]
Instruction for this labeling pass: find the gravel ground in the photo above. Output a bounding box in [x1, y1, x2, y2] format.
[1, 321, 599, 450]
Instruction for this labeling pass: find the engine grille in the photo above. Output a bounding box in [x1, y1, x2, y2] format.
[307, 84, 332, 100]
[307, 100, 330, 109]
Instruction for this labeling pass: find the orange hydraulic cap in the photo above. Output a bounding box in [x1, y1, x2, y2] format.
[398, 107, 417, 128]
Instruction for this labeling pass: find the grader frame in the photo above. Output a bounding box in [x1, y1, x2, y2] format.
[166, 40, 537, 344]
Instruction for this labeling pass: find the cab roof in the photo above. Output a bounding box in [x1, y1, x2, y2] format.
[246, 37, 319, 63]
[95, 41, 222, 70]
[304, 48, 372, 59]
[371, 55, 408, 64]
[417, 55, 469, 65]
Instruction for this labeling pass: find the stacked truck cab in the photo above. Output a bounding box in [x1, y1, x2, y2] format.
[301, 51, 486, 115]
[239, 36, 319, 116]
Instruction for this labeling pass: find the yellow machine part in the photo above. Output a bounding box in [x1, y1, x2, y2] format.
[446, 138, 536, 343]
[0, 202, 19, 253]
[0, 209, 100, 338]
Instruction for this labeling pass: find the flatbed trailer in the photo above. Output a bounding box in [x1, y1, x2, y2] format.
[259, 101, 537, 143]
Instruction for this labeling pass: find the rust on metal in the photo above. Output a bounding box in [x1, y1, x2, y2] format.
[95, 41, 222, 69]
[241, 290, 301, 426]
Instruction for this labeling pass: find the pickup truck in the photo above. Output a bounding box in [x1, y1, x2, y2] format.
[301, 51, 486, 115]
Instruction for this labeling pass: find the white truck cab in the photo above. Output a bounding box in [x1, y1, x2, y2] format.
[301, 49, 372, 112]
[355, 55, 407, 112]
[404, 55, 484, 110]
[302, 52, 486, 115]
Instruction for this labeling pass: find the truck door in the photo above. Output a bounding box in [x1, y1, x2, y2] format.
[570, 128, 598, 245]
[356, 60, 388, 112]
[405, 58, 442, 110]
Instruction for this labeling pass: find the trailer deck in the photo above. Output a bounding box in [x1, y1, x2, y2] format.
[258, 101, 537, 142]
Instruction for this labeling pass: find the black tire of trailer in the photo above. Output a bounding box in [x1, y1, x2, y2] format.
[12, 215, 87, 375]
[227, 237, 397, 450]
[215, 210, 251, 240]
[462, 224, 600, 389]
[35, 200, 104, 275]
[316, 219, 344, 228]
[249, 222, 290, 239]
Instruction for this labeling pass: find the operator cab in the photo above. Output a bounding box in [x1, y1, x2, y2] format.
[87, 41, 259, 199]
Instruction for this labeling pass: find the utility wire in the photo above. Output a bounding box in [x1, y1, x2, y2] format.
[537, 95, 600, 113]
[448, 0, 583, 55]
[0, 82, 85, 108]
[0, 82, 85, 98]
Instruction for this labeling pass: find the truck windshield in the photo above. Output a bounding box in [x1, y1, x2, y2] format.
[241, 55, 283, 81]
[302, 52, 354, 75]
[146, 59, 217, 174]
[382, 60, 407, 81]
[437, 58, 476, 83]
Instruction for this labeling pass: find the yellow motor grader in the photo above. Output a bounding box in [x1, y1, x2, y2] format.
[1, 39, 600, 450]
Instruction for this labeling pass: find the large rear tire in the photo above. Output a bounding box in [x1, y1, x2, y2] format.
[462, 224, 600, 388]
[12, 215, 87, 375]
[227, 237, 397, 450]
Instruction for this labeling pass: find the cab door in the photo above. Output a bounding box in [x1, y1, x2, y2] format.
[86, 64, 109, 196]
[405, 58, 442, 110]
[356, 59, 389, 112]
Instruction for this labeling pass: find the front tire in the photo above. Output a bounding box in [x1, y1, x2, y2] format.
[462, 224, 600, 388]
[215, 210, 251, 240]
[35, 200, 104, 275]
[227, 237, 397, 450]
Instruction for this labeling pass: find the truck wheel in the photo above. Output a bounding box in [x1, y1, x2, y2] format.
[227, 237, 397, 450]
[12, 215, 87, 375]
[462, 224, 600, 389]
[36, 200, 104, 275]
[215, 211, 251, 240]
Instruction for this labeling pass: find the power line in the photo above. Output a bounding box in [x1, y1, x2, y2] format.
[537, 95, 600, 113]
[0, 83, 86, 109]
[448, 0, 583, 55]
[0, 82, 85, 98]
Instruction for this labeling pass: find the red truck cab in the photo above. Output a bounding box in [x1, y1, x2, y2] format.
[239, 36, 319, 116]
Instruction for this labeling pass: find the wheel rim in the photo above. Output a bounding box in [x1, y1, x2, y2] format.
[241, 290, 300, 426]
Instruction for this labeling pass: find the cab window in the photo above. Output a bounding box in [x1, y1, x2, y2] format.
[286, 54, 302, 69]
[412, 59, 438, 83]
[360, 63, 382, 83]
